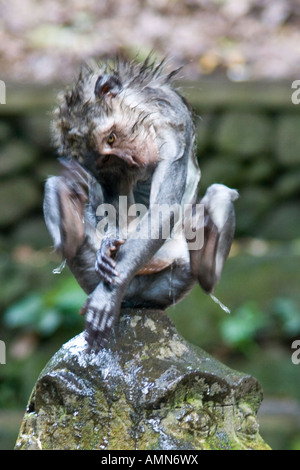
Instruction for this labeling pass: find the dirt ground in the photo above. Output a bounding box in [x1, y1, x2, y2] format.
[1, 0, 300, 85]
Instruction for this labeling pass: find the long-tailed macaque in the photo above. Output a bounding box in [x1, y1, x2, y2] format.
[43, 57, 238, 352]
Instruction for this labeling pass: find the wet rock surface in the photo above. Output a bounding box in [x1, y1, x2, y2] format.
[15, 309, 270, 450]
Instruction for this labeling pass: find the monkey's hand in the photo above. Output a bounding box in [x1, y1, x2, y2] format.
[95, 238, 125, 285]
[80, 282, 124, 352]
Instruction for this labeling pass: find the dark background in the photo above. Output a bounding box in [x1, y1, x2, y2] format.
[0, 0, 300, 450]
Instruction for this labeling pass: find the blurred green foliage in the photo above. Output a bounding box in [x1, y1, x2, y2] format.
[1, 243, 300, 450]
[220, 297, 300, 354]
[0, 246, 300, 448]
[220, 301, 266, 354]
[0, 275, 86, 415]
[5, 272, 300, 355]
[271, 298, 300, 337]
[3, 276, 86, 336]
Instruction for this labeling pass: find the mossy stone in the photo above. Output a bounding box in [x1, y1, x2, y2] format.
[15, 310, 270, 451]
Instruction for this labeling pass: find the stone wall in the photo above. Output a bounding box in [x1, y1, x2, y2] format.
[188, 80, 300, 241]
[0, 81, 299, 249]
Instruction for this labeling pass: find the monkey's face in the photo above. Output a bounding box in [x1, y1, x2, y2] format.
[53, 64, 159, 181]
[74, 114, 158, 184]
[92, 115, 158, 173]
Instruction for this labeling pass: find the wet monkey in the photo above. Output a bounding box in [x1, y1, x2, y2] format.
[44, 57, 238, 351]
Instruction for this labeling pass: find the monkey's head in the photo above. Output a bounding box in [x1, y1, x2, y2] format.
[52, 58, 183, 183]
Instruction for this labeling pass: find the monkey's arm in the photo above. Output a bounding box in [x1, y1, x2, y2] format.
[43, 159, 90, 260]
[84, 136, 191, 351]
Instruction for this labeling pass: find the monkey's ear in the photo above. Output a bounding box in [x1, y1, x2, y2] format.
[94, 74, 122, 98]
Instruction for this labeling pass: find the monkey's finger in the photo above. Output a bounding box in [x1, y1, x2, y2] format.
[96, 250, 118, 271]
[105, 238, 125, 255]
[112, 239, 125, 248]
[100, 251, 117, 268]
[95, 263, 118, 281]
[95, 260, 119, 283]
[109, 242, 125, 254]
[96, 272, 115, 285]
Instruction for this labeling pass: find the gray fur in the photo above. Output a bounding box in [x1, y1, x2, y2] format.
[44, 56, 238, 352]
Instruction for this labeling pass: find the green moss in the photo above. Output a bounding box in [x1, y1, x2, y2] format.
[15, 311, 270, 450]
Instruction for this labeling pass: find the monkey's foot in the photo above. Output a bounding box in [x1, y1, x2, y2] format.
[84, 304, 117, 352]
[95, 238, 124, 285]
[84, 307, 110, 351]
[81, 286, 121, 352]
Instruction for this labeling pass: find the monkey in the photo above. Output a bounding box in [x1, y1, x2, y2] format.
[43, 57, 238, 352]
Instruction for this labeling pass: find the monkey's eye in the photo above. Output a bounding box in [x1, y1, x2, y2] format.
[107, 132, 116, 146]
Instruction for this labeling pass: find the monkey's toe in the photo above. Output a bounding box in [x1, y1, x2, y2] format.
[85, 328, 109, 354]
[84, 303, 116, 353]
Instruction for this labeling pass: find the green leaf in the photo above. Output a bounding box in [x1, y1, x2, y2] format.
[220, 301, 266, 350]
[36, 309, 62, 336]
[272, 298, 300, 336]
[53, 289, 87, 313]
[3, 293, 44, 328]
[44, 276, 86, 312]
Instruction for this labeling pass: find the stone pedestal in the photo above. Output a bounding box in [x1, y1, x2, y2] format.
[15, 309, 270, 450]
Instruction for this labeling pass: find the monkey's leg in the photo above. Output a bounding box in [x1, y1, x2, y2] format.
[82, 235, 195, 351]
[123, 262, 195, 309]
[44, 171, 106, 295]
[189, 184, 239, 294]
[44, 175, 88, 260]
[82, 260, 195, 350]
